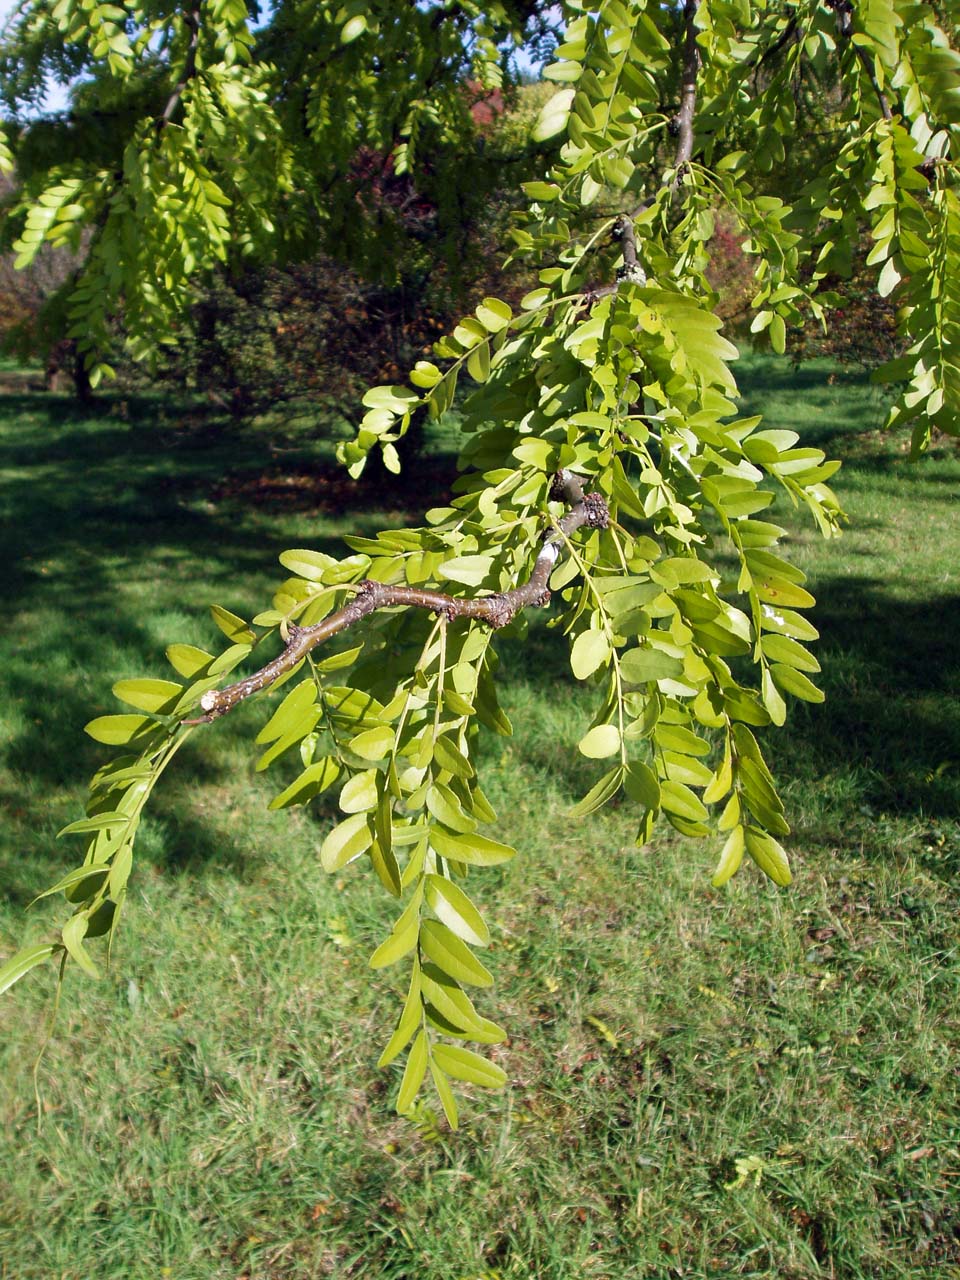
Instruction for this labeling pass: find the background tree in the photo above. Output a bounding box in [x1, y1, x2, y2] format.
[0, 1, 558, 381]
[1, 0, 958, 1126]
[138, 82, 554, 420]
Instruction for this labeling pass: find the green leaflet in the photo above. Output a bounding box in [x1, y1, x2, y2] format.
[430, 1062, 460, 1130]
[208, 644, 253, 677]
[745, 827, 792, 887]
[760, 634, 821, 674]
[771, 664, 826, 704]
[378, 964, 422, 1066]
[531, 89, 574, 141]
[30, 863, 110, 906]
[268, 758, 340, 810]
[431, 1044, 507, 1089]
[349, 725, 395, 761]
[58, 814, 126, 837]
[112, 678, 182, 713]
[623, 761, 661, 808]
[210, 605, 256, 645]
[430, 826, 516, 867]
[660, 781, 709, 825]
[85, 715, 160, 746]
[278, 548, 336, 581]
[654, 724, 711, 757]
[570, 629, 611, 680]
[475, 297, 512, 332]
[0, 944, 61, 996]
[420, 920, 493, 988]
[369, 885, 424, 971]
[61, 913, 100, 979]
[369, 839, 403, 898]
[621, 647, 685, 684]
[255, 680, 317, 745]
[436, 555, 495, 587]
[578, 723, 621, 759]
[396, 1029, 429, 1114]
[166, 644, 214, 677]
[570, 767, 624, 818]
[339, 769, 380, 814]
[320, 814, 373, 873]
[255, 710, 322, 771]
[426, 783, 477, 833]
[424, 874, 490, 948]
[435, 732, 478, 778]
[711, 826, 745, 888]
[421, 964, 503, 1047]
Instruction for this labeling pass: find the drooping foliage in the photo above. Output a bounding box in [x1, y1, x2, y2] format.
[0, 0, 556, 377]
[1, 0, 959, 1126]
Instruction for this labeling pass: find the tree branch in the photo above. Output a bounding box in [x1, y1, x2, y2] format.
[185, 471, 609, 723]
[614, 213, 646, 285]
[673, 0, 701, 177]
[580, 211, 648, 305]
[159, 8, 201, 128]
[826, 0, 892, 120]
[754, 15, 799, 74]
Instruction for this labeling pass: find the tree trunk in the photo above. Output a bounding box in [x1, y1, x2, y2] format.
[45, 338, 94, 404]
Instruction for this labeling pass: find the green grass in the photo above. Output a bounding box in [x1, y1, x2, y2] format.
[1, 359, 958, 1280]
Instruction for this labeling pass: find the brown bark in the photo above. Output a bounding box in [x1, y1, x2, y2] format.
[185, 471, 609, 724]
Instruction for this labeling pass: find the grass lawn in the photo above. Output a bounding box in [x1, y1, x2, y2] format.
[0, 356, 958, 1280]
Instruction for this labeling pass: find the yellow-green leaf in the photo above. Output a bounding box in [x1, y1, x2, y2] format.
[623, 760, 660, 807]
[430, 826, 516, 866]
[210, 605, 256, 644]
[268, 757, 341, 810]
[424, 874, 490, 947]
[320, 813, 373, 872]
[112, 678, 182, 713]
[339, 769, 380, 814]
[396, 1029, 429, 1113]
[0, 943, 60, 995]
[420, 920, 493, 987]
[61, 913, 100, 978]
[745, 826, 792, 886]
[166, 643, 213, 677]
[349, 725, 395, 760]
[430, 1062, 460, 1129]
[84, 714, 157, 745]
[431, 1044, 507, 1089]
[711, 825, 745, 887]
[578, 723, 621, 759]
[570, 630, 610, 680]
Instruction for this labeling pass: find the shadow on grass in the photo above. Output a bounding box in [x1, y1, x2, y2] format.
[496, 572, 960, 858]
[777, 577, 960, 839]
[0, 388, 464, 904]
[2, 382, 957, 902]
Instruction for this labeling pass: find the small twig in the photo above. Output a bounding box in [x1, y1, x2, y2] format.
[854, 48, 893, 121]
[185, 472, 609, 723]
[755, 15, 799, 74]
[826, 0, 892, 120]
[159, 8, 201, 128]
